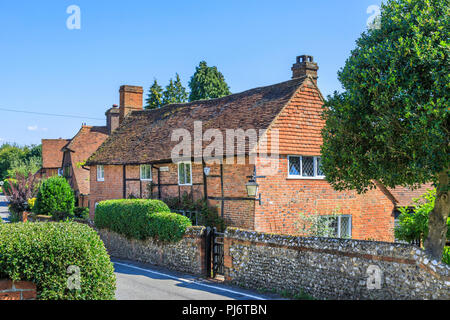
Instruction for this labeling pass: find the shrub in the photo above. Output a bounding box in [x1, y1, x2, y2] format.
[443, 247, 450, 266]
[27, 197, 36, 211]
[34, 176, 75, 217]
[94, 199, 171, 240]
[163, 193, 225, 231]
[395, 188, 450, 245]
[51, 211, 73, 222]
[6, 172, 40, 215]
[74, 207, 89, 220]
[148, 212, 193, 242]
[2, 178, 15, 195]
[0, 222, 116, 300]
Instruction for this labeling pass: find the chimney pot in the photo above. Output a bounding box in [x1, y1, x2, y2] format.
[292, 54, 319, 84]
[106, 104, 120, 135]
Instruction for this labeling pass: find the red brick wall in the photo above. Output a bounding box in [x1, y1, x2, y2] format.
[254, 155, 395, 241]
[0, 280, 36, 300]
[253, 79, 395, 241]
[89, 165, 124, 218]
[205, 160, 255, 230]
[88, 160, 256, 230]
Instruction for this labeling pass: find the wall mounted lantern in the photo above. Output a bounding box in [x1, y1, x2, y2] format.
[245, 167, 262, 205]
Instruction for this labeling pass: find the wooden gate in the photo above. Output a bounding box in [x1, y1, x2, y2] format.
[205, 227, 224, 278]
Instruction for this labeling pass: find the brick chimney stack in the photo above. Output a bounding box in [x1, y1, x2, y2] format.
[119, 85, 143, 123]
[291, 55, 319, 84]
[105, 104, 120, 135]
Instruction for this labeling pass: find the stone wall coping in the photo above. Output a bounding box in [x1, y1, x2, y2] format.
[225, 227, 450, 279]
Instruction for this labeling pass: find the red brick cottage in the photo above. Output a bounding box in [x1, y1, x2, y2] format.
[86, 55, 431, 242]
[61, 125, 109, 207]
[35, 139, 70, 179]
[38, 106, 119, 207]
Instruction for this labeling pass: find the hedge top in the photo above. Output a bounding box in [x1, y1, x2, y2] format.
[0, 222, 116, 300]
[94, 199, 191, 242]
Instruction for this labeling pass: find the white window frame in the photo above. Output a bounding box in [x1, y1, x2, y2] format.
[97, 165, 104, 182]
[177, 161, 192, 186]
[57, 168, 63, 176]
[319, 215, 352, 238]
[287, 155, 325, 179]
[140, 164, 152, 181]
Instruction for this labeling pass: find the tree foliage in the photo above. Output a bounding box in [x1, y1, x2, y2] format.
[162, 73, 188, 106]
[144, 79, 163, 110]
[188, 61, 231, 102]
[395, 188, 450, 244]
[320, 0, 449, 259]
[0, 143, 42, 180]
[321, 0, 448, 192]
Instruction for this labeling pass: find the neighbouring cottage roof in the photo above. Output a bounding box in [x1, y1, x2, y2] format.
[63, 125, 108, 195]
[42, 139, 71, 169]
[387, 183, 434, 207]
[87, 76, 309, 165]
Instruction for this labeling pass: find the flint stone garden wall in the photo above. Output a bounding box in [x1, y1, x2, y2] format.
[97, 226, 206, 275]
[224, 228, 450, 300]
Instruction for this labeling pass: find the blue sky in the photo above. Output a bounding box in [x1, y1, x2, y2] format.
[0, 0, 382, 146]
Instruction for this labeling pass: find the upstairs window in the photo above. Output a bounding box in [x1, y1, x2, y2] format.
[288, 156, 325, 178]
[178, 162, 192, 186]
[97, 165, 104, 182]
[140, 164, 152, 181]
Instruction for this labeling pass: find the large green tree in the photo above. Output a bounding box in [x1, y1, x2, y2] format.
[162, 73, 188, 106]
[144, 79, 163, 110]
[321, 0, 449, 260]
[0, 143, 42, 180]
[188, 61, 231, 101]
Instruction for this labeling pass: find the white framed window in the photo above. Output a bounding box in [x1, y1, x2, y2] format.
[319, 215, 352, 238]
[288, 156, 325, 179]
[58, 168, 63, 176]
[178, 162, 192, 186]
[97, 165, 104, 182]
[140, 164, 152, 181]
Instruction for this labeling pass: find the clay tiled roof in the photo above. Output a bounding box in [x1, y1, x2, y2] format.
[87, 77, 308, 165]
[387, 183, 434, 207]
[42, 139, 70, 168]
[63, 126, 108, 195]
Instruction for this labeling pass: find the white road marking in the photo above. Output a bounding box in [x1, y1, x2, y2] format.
[113, 261, 266, 300]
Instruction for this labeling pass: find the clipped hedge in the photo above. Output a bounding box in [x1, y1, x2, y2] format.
[148, 211, 193, 242]
[94, 199, 191, 242]
[0, 222, 116, 300]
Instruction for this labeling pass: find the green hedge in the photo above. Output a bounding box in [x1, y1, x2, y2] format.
[94, 199, 191, 242]
[148, 211, 193, 242]
[0, 222, 116, 300]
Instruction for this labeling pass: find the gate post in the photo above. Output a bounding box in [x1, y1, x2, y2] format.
[205, 227, 212, 278]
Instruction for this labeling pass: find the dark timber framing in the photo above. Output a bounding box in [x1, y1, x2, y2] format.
[119, 159, 262, 209]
